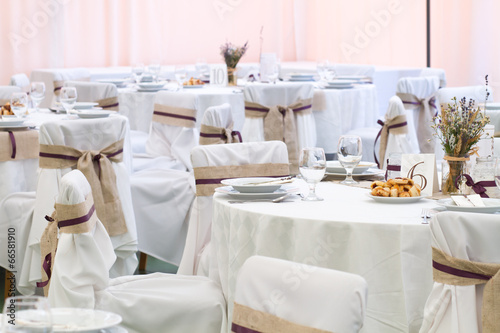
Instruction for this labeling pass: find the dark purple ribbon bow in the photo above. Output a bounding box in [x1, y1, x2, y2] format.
[454, 174, 496, 198]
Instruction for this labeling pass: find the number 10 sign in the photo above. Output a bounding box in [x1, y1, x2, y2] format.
[210, 64, 228, 86]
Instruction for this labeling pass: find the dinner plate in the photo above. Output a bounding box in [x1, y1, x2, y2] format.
[182, 84, 204, 89]
[51, 308, 122, 332]
[136, 88, 164, 93]
[0, 118, 25, 127]
[289, 73, 315, 78]
[73, 102, 99, 110]
[366, 193, 428, 203]
[69, 110, 115, 119]
[137, 82, 166, 89]
[97, 78, 127, 86]
[215, 185, 299, 199]
[0, 124, 29, 131]
[327, 79, 358, 86]
[289, 78, 315, 82]
[323, 85, 354, 89]
[436, 198, 500, 213]
[335, 75, 368, 81]
[221, 177, 284, 193]
[326, 161, 377, 174]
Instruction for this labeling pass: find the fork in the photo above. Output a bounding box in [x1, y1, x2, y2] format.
[421, 208, 431, 224]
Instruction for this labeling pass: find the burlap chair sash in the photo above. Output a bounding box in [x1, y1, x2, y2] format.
[432, 247, 500, 333]
[199, 123, 242, 145]
[153, 103, 197, 128]
[396, 92, 437, 153]
[194, 163, 290, 196]
[39, 139, 127, 236]
[244, 98, 313, 174]
[53, 77, 90, 96]
[96, 96, 119, 111]
[373, 115, 408, 168]
[37, 194, 98, 295]
[0, 130, 39, 161]
[232, 302, 331, 333]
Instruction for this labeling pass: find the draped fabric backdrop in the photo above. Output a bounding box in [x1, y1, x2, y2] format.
[1, 0, 499, 93]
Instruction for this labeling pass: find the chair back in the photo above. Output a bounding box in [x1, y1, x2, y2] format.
[9, 73, 30, 92]
[199, 103, 241, 145]
[420, 211, 500, 333]
[333, 63, 375, 81]
[64, 81, 119, 111]
[437, 85, 492, 106]
[177, 141, 289, 275]
[233, 255, 368, 333]
[420, 68, 447, 88]
[0, 85, 21, 105]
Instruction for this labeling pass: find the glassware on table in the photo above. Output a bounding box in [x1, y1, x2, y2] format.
[10, 92, 28, 118]
[385, 152, 402, 180]
[175, 66, 187, 88]
[59, 87, 77, 113]
[267, 64, 280, 84]
[131, 63, 145, 84]
[2, 296, 53, 332]
[30, 82, 46, 113]
[299, 147, 326, 201]
[337, 135, 363, 184]
[148, 63, 161, 82]
[316, 60, 329, 81]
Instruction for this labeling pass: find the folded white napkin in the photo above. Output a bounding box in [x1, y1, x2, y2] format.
[451, 194, 486, 207]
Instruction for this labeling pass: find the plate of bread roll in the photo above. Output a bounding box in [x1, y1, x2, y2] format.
[367, 177, 426, 203]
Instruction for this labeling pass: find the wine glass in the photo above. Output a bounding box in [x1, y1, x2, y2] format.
[299, 147, 327, 201]
[267, 64, 280, 84]
[30, 82, 45, 113]
[10, 92, 28, 118]
[2, 296, 53, 332]
[148, 63, 161, 82]
[59, 87, 77, 113]
[316, 61, 328, 81]
[337, 135, 363, 184]
[131, 63, 145, 84]
[175, 66, 187, 88]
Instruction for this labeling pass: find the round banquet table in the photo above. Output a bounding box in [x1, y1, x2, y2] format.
[208, 181, 435, 333]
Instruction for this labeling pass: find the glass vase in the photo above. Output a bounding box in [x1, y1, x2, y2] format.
[441, 154, 471, 194]
[227, 67, 237, 86]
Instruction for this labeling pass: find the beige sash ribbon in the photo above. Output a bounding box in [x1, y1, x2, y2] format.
[432, 247, 500, 333]
[152, 103, 197, 128]
[244, 98, 313, 174]
[96, 96, 119, 111]
[38, 194, 98, 296]
[53, 77, 91, 96]
[0, 130, 39, 161]
[232, 302, 331, 333]
[199, 123, 242, 145]
[39, 139, 127, 236]
[377, 115, 408, 168]
[194, 163, 290, 196]
[396, 92, 437, 153]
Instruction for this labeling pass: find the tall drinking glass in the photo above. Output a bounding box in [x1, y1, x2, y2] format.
[59, 87, 77, 113]
[148, 63, 161, 82]
[30, 82, 46, 113]
[337, 135, 362, 184]
[10, 92, 28, 118]
[2, 296, 53, 332]
[132, 63, 145, 84]
[299, 147, 326, 201]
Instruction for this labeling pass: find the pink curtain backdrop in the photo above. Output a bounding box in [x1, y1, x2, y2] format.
[1, 0, 498, 93]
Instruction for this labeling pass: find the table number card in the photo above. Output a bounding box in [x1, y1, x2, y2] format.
[401, 154, 439, 196]
[210, 64, 228, 86]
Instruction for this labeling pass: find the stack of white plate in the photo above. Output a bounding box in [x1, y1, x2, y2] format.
[136, 82, 166, 92]
[216, 177, 298, 199]
[324, 79, 357, 89]
[97, 78, 128, 87]
[335, 75, 370, 83]
[325, 161, 381, 177]
[0, 116, 27, 130]
[288, 73, 315, 82]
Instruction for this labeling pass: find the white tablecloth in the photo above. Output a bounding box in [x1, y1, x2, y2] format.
[118, 86, 245, 133]
[209, 182, 435, 333]
[313, 84, 379, 155]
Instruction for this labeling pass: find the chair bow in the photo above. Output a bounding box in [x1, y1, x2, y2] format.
[454, 174, 496, 198]
[199, 123, 242, 145]
[373, 115, 408, 168]
[39, 139, 126, 236]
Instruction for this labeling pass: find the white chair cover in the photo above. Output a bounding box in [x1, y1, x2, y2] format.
[420, 68, 447, 88]
[332, 63, 376, 81]
[419, 211, 500, 333]
[64, 81, 118, 107]
[30, 68, 91, 108]
[18, 115, 138, 295]
[0, 85, 21, 101]
[9, 73, 30, 92]
[233, 255, 368, 333]
[396, 76, 440, 154]
[241, 82, 316, 151]
[177, 141, 289, 276]
[201, 103, 234, 130]
[47, 170, 227, 333]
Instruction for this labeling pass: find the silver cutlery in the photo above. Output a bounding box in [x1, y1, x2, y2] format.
[421, 208, 431, 224]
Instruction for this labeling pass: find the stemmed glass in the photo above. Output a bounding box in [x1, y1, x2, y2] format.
[10, 92, 28, 118]
[30, 82, 45, 113]
[316, 60, 329, 81]
[2, 296, 53, 332]
[299, 147, 326, 201]
[267, 64, 280, 84]
[175, 66, 187, 88]
[131, 63, 145, 84]
[337, 135, 363, 184]
[148, 63, 161, 82]
[59, 87, 77, 113]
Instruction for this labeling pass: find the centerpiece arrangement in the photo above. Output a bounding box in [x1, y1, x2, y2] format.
[433, 85, 490, 194]
[220, 41, 248, 86]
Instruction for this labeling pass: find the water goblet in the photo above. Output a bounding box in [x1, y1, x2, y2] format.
[299, 147, 326, 201]
[131, 63, 145, 84]
[337, 135, 362, 184]
[10, 92, 28, 118]
[148, 63, 161, 82]
[2, 296, 53, 332]
[175, 66, 187, 88]
[59, 87, 77, 113]
[267, 64, 280, 84]
[30, 82, 46, 113]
